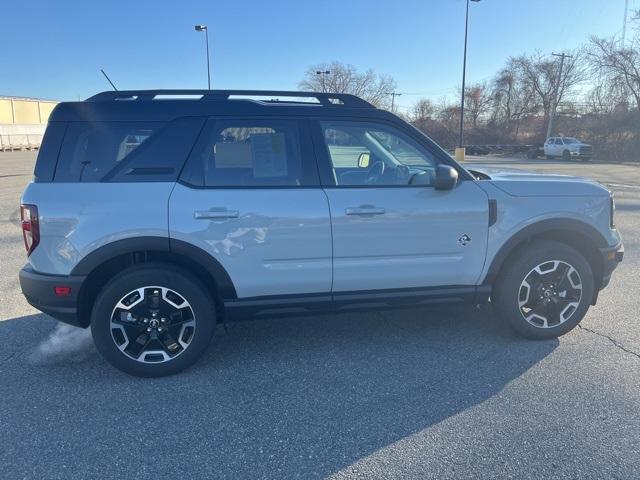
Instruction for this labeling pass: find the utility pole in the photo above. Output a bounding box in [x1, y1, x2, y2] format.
[546, 52, 572, 139]
[388, 92, 403, 112]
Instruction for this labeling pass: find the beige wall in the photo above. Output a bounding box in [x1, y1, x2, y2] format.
[38, 102, 57, 122]
[0, 98, 58, 124]
[0, 99, 13, 124]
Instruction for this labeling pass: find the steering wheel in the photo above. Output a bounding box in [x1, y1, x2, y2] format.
[365, 160, 385, 185]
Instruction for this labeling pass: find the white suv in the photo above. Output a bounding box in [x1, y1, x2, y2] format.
[19, 90, 622, 376]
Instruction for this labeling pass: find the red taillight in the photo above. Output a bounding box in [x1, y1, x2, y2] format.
[20, 204, 40, 256]
[54, 286, 71, 296]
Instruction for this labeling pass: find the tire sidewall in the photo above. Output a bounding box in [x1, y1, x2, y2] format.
[91, 264, 215, 377]
[494, 241, 595, 339]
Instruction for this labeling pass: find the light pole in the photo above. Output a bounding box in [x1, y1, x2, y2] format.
[458, 0, 481, 158]
[195, 24, 211, 89]
[316, 70, 331, 92]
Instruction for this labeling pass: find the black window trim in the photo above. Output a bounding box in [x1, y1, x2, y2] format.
[178, 116, 322, 190]
[308, 116, 473, 189]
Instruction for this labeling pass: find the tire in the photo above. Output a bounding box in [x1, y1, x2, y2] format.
[91, 263, 216, 377]
[493, 240, 594, 339]
[562, 150, 571, 161]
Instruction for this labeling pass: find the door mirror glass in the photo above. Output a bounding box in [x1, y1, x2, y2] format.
[357, 152, 370, 168]
[435, 165, 458, 190]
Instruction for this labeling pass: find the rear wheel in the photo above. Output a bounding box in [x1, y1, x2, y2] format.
[493, 241, 594, 339]
[91, 263, 215, 377]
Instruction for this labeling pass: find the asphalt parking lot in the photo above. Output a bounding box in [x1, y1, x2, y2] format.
[1, 151, 639, 479]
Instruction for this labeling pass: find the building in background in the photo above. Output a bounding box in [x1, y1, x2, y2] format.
[0, 96, 58, 151]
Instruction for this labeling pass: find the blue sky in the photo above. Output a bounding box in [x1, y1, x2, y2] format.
[0, 0, 633, 111]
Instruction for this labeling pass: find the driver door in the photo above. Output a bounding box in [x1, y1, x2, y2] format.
[313, 119, 490, 293]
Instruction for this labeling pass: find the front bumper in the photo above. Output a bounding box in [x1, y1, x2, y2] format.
[599, 242, 624, 290]
[19, 265, 86, 327]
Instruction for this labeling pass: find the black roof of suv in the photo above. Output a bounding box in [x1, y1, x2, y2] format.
[50, 90, 400, 123]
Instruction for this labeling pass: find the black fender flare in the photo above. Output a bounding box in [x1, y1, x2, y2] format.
[483, 218, 608, 285]
[70, 236, 237, 299]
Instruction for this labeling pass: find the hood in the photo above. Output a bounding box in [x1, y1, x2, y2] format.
[465, 164, 610, 197]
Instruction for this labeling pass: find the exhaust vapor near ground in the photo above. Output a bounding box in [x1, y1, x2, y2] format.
[29, 323, 93, 364]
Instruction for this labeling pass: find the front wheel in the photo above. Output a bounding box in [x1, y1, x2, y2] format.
[91, 263, 215, 377]
[562, 150, 571, 161]
[493, 240, 594, 339]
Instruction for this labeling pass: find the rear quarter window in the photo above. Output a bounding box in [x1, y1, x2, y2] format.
[33, 123, 67, 182]
[53, 118, 204, 182]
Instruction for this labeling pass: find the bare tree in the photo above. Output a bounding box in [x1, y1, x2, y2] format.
[491, 59, 538, 138]
[588, 36, 640, 110]
[410, 98, 435, 122]
[464, 82, 492, 129]
[299, 61, 396, 109]
[513, 51, 586, 134]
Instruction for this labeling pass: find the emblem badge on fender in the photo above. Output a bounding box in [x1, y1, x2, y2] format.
[458, 234, 472, 246]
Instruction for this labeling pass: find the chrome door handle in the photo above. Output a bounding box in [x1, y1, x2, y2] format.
[194, 210, 239, 220]
[345, 206, 386, 216]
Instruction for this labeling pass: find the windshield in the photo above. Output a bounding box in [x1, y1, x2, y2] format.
[563, 138, 579, 144]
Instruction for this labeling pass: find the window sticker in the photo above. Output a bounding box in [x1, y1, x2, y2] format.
[250, 133, 288, 177]
[214, 142, 252, 168]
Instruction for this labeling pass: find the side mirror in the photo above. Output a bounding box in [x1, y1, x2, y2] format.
[357, 152, 370, 168]
[435, 164, 458, 190]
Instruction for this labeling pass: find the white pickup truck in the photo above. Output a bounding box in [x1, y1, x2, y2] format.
[544, 137, 593, 161]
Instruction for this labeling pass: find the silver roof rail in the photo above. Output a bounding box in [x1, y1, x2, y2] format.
[86, 89, 375, 108]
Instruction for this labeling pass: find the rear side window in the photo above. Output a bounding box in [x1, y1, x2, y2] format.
[34, 123, 67, 182]
[55, 122, 163, 182]
[53, 118, 205, 182]
[183, 119, 317, 187]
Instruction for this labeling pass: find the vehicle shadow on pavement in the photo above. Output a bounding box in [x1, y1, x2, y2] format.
[0, 306, 557, 479]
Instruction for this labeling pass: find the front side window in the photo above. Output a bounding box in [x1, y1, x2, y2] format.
[320, 121, 436, 186]
[186, 119, 307, 187]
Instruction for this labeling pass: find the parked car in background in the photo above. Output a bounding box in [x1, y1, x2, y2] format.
[544, 137, 593, 161]
[465, 145, 491, 156]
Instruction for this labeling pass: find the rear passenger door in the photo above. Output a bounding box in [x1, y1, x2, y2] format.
[169, 118, 332, 299]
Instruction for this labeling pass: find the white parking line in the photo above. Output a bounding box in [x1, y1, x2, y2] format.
[606, 183, 640, 190]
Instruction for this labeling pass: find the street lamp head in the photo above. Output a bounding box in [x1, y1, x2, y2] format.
[194, 25, 207, 31]
[316, 70, 330, 75]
